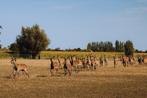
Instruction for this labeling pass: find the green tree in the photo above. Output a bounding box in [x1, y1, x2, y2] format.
[87, 43, 92, 51]
[124, 40, 134, 56]
[115, 40, 119, 52]
[119, 41, 124, 52]
[9, 43, 19, 51]
[10, 24, 50, 58]
[87, 41, 114, 52]
[115, 40, 124, 52]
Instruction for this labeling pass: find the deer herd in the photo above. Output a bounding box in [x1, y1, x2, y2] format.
[10, 55, 146, 79]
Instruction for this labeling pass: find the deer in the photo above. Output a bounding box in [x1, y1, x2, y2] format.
[64, 58, 72, 76]
[50, 58, 61, 76]
[10, 57, 29, 79]
[122, 56, 129, 67]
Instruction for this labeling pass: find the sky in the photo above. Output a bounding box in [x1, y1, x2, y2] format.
[0, 0, 147, 50]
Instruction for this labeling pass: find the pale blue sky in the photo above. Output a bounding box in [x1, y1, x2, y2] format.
[0, 0, 147, 50]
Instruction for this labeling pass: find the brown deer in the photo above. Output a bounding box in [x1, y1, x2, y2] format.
[64, 58, 72, 76]
[50, 58, 60, 76]
[122, 56, 129, 67]
[10, 58, 29, 79]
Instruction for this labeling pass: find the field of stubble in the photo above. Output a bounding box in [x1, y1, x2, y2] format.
[0, 59, 147, 98]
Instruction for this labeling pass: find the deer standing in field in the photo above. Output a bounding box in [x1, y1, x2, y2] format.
[71, 57, 83, 73]
[64, 58, 72, 76]
[122, 56, 129, 67]
[113, 56, 118, 68]
[50, 58, 61, 76]
[10, 58, 29, 79]
[99, 57, 103, 67]
[91, 57, 99, 70]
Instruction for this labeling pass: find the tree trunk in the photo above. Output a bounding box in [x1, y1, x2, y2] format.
[32, 53, 37, 59]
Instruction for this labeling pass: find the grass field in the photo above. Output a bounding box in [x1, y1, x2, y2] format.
[0, 59, 147, 98]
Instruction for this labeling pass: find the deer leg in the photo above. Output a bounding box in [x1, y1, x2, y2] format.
[68, 69, 71, 76]
[10, 70, 15, 79]
[24, 70, 29, 78]
[13, 70, 17, 79]
[55, 68, 58, 75]
[64, 68, 67, 76]
[50, 69, 54, 76]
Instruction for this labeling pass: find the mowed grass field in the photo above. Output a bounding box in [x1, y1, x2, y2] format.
[0, 59, 147, 98]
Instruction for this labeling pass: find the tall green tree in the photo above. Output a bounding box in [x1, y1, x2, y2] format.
[124, 40, 134, 56]
[115, 40, 124, 52]
[119, 41, 124, 52]
[10, 24, 50, 58]
[115, 40, 119, 52]
[87, 43, 92, 51]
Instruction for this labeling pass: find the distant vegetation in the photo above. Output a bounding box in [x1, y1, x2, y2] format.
[40, 51, 123, 59]
[9, 24, 50, 59]
[124, 40, 134, 56]
[87, 40, 134, 56]
[87, 41, 115, 52]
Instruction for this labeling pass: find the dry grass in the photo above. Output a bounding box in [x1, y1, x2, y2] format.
[0, 59, 147, 98]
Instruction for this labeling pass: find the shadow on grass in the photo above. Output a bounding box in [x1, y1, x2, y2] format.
[1, 75, 11, 79]
[36, 74, 48, 78]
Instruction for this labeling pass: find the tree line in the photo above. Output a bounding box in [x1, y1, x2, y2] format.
[87, 41, 114, 52]
[87, 40, 134, 56]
